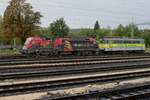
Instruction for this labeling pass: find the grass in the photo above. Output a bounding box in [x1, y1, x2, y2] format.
[0, 49, 20, 56]
[146, 48, 150, 53]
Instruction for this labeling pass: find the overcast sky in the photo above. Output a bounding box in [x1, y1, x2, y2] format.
[0, 0, 150, 28]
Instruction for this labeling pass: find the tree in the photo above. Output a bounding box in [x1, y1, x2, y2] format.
[77, 28, 94, 37]
[0, 15, 5, 45]
[114, 24, 139, 38]
[0, 15, 2, 34]
[140, 29, 150, 48]
[114, 24, 126, 37]
[125, 23, 139, 38]
[0, 15, 4, 39]
[49, 18, 70, 37]
[3, 0, 42, 43]
[94, 21, 100, 31]
[40, 27, 51, 35]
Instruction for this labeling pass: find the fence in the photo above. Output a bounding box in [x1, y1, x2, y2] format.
[0, 45, 22, 55]
[0, 45, 22, 50]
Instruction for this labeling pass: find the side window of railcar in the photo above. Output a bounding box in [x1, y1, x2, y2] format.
[109, 40, 112, 43]
[105, 40, 107, 43]
[137, 40, 140, 44]
[113, 40, 116, 43]
[118, 40, 122, 44]
[109, 40, 112, 44]
[117, 40, 120, 43]
[104, 40, 108, 44]
[132, 40, 135, 44]
[112, 40, 115, 43]
[141, 40, 144, 44]
[134, 40, 139, 44]
[128, 40, 131, 43]
[124, 40, 129, 43]
[119, 40, 122, 44]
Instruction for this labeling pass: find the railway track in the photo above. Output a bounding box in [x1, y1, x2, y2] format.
[0, 57, 150, 72]
[0, 54, 121, 62]
[47, 83, 150, 100]
[0, 53, 149, 63]
[0, 61, 150, 81]
[0, 70, 150, 97]
[0, 56, 150, 80]
[0, 55, 150, 66]
[0, 53, 150, 98]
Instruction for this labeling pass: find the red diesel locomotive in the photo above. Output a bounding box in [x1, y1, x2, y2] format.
[22, 36, 98, 56]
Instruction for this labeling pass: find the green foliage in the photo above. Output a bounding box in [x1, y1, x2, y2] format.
[113, 24, 126, 37]
[94, 21, 100, 31]
[99, 28, 111, 37]
[77, 29, 94, 37]
[40, 27, 51, 35]
[125, 23, 139, 37]
[140, 30, 150, 48]
[114, 24, 140, 37]
[0, 15, 5, 44]
[67, 32, 78, 38]
[113, 24, 150, 47]
[0, 16, 2, 35]
[0, 15, 2, 29]
[3, 0, 42, 43]
[75, 28, 111, 39]
[49, 18, 70, 37]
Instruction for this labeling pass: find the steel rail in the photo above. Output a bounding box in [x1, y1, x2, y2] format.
[0, 55, 150, 66]
[1, 57, 150, 71]
[0, 70, 150, 97]
[0, 53, 149, 62]
[0, 62, 150, 80]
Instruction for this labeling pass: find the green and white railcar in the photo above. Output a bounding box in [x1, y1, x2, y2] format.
[98, 38, 145, 52]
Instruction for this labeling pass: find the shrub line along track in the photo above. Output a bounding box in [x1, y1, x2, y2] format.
[0, 70, 150, 97]
[48, 83, 150, 100]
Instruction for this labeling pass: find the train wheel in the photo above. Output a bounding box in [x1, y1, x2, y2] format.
[48, 52, 52, 57]
[58, 51, 63, 57]
[88, 51, 92, 56]
[54, 51, 58, 56]
[35, 51, 40, 58]
[82, 51, 87, 56]
[95, 51, 100, 55]
[76, 51, 81, 56]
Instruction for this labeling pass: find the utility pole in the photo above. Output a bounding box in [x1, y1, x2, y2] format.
[107, 26, 112, 37]
[131, 17, 134, 38]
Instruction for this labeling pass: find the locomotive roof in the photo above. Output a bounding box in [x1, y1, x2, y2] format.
[70, 37, 91, 41]
[102, 37, 144, 41]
